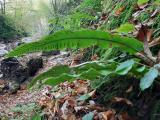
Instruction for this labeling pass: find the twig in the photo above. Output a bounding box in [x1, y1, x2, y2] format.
[149, 36, 160, 47]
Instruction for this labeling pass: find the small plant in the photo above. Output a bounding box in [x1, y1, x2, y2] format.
[11, 103, 42, 120]
[7, 29, 159, 91]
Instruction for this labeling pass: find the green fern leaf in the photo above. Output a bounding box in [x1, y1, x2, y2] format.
[29, 65, 70, 88]
[29, 62, 116, 88]
[7, 30, 143, 57]
[44, 73, 78, 86]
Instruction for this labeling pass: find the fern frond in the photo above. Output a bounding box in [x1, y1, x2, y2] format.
[29, 65, 70, 88]
[29, 61, 117, 88]
[7, 30, 143, 57]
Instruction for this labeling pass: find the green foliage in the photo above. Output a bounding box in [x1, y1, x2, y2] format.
[137, 0, 149, 5]
[79, 0, 102, 11]
[82, 112, 94, 120]
[140, 68, 159, 91]
[29, 65, 70, 87]
[31, 114, 41, 120]
[101, 0, 137, 30]
[11, 103, 42, 120]
[7, 30, 143, 57]
[154, 0, 160, 5]
[115, 23, 135, 34]
[49, 12, 95, 32]
[151, 100, 160, 120]
[0, 15, 25, 42]
[115, 59, 135, 75]
[29, 61, 117, 88]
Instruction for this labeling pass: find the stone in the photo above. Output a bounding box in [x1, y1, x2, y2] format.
[42, 50, 60, 56]
[0, 49, 8, 57]
[21, 37, 33, 43]
[27, 57, 43, 76]
[8, 81, 20, 94]
[1, 57, 29, 84]
[0, 43, 8, 57]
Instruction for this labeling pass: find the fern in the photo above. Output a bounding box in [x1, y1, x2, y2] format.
[7, 30, 143, 57]
[29, 65, 70, 87]
[29, 61, 116, 88]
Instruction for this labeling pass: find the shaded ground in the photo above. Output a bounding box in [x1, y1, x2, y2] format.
[0, 52, 72, 117]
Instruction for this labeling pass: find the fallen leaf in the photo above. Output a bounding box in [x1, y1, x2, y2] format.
[101, 13, 108, 20]
[67, 97, 77, 108]
[136, 24, 153, 42]
[112, 97, 133, 107]
[115, 6, 125, 16]
[99, 109, 116, 120]
[67, 114, 76, 120]
[75, 83, 88, 94]
[91, 54, 98, 61]
[118, 112, 133, 120]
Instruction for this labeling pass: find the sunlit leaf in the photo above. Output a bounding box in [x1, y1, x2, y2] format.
[31, 114, 41, 120]
[115, 23, 135, 34]
[115, 59, 135, 75]
[82, 112, 94, 120]
[137, 0, 149, 5]
[140, 68, 159, 91]
[136, 65, 146, 72]
[77, 91, 95, 101]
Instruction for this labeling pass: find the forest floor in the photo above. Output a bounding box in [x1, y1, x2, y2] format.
[0, 52, 136, 120]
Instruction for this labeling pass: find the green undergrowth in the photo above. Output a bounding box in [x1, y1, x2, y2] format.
[100, 0, 137, 30]
[0, 15, 26, 42]
[92, 74, 160, 119]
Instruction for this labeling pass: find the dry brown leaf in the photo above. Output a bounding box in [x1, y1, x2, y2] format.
[87, 104, 107, 112]
[20, 84, 27, 90]
[54, 100, 60, 113]
[118, 112, 134, 120]
[67, 97, 77, 108]
[99, 109, 116, 120]
[115, 6, 125, 16]
[67, 114, 77, 120]
[75, 84, 88, 94]
[112, 97, 133, 107]
[0, 80, 5, 85]
[38, 96, 54, 108]
[100, 13, 108, 21]
[136, 25, 153, 42]
[91, 54, 98, 61]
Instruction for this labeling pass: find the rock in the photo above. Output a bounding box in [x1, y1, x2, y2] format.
[15, 41, 25, 46]
[0, 44, 7, 50]
[0, 49, 8, 57]
[0, 80, 9, 95]
[27, 57, 43, 76]
[0, 43, 8, 57]
[42, 50, 60, 56]
[21, 37, 33, 43]
[1, 57, 29, 84]
[8, 81, 20, 94]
